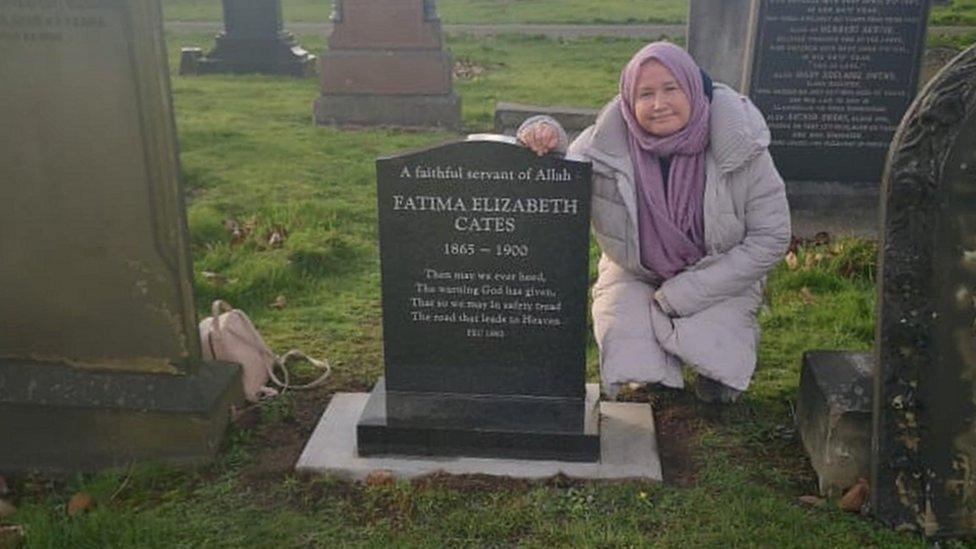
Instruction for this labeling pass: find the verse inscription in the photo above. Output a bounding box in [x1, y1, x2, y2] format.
[750, 0, 929, 183]
[377, 140, 591, 397]
[0, 0, 111, 43]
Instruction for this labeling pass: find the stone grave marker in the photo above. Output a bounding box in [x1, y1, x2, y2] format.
[0, 0, 242, 472]
[180, 0, 316, 76]
[297, 137, 660, 480]
[798, 44, 976, 537]
[313, 0, 460, 129]
[688, 0, 931, 232]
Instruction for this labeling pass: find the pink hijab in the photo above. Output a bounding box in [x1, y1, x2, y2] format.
[619, 42, 709, 279]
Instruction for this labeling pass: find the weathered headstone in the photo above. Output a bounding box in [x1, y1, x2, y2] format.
[297, 137, 661, 479]
[688, 0, 931, 232]
[0, 0, 242, 472]
[313, 0, 461, 129]
[871, 44, 976, 538]
[798, 44, 976, 537]
[179, 0, 316, 76]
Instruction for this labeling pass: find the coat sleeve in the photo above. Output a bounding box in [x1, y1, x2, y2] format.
[658, 151, 791, 317]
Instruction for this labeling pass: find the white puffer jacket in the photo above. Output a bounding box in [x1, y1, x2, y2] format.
[529, 84, 791, 390]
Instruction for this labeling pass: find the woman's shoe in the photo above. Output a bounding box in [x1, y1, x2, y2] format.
[695, 376, 741, 404]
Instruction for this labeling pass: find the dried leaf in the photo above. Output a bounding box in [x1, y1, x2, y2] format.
[839, 478, 869, 513]
[813, 231, 831, 246]
[268, 230, 285, 248]
[785, 251, 799, 270]
[803, 252, 817, 269]
[0, 499, 15, 518]
[0, 524, 24, 546]
[67, 492, 93, 516]
[201, 271, 228, 286]
[365, 469, 395, 486]
[800, 287, 816, 305]
[270, 295, 287, 310]
[798, 495, 826, 507]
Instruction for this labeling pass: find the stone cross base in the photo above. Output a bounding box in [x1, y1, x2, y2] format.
[0, 360, 243, 473]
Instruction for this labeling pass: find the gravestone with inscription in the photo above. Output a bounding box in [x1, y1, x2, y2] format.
[297, 137, 661, 479]
[363, 137, 596, 461]
[179, 0, 315, 77]
[797, 44, 976, 537]
[688, 0, 931, 229]
[0, 0, 242, 472]
[313, 0, 460, 129]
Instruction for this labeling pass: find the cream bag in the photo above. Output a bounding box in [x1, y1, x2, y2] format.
[199, 300, 331, 402]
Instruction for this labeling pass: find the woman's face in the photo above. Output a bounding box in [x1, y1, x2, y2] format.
[632, 60, 692, 137]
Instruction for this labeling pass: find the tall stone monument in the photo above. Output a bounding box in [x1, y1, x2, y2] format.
[297, 137, 660, 480]
[0, 0, 242, 472]
[180, 0, 316, 76]
[798, 44, 976, 538]
[313, 0, 461, 129]
[688, 0, 931, 230]
[871, 44, 976, 538]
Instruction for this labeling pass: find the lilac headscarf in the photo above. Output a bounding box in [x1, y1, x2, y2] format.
[619, 42, 709, 279]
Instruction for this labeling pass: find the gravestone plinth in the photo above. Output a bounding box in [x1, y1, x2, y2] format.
[313, 0, 461, 129]
[297, 137, 660, 479]
[0, 0, 242, 472]
[180, 0, 315, 77]
[797, 351, 873, 497]
[688, 0, 931, 234]
[870, 44, 976, 538]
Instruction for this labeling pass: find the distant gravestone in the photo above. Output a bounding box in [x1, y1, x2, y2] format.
[0, 0, 242, 472]
[361, 137, 596, 460]
[798, 44, 976, 537]
[180, 0, 315, 76]
[870, 44, 976, 538]
[313, 0, 460, 129]
[688, 0, 931, 228]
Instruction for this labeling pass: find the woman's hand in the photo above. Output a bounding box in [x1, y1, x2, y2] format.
[517, 120, 560, 156]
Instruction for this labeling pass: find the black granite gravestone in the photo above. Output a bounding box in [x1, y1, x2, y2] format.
[870, 45, 976, 538]
[358, 136, 597, 461]
[180, 0, 315, 77]
[749, 0, 931, 188]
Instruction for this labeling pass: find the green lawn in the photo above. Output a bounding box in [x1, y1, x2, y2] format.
[0, 33, 939, 547]
[161, 0, 976, 26]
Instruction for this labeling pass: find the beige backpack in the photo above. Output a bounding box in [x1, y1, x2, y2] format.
[199, 300, 331, 402]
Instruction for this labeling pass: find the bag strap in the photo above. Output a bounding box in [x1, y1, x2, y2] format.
[269, 350, 332, 392]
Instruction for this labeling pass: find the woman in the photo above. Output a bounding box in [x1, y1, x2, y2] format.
[518, 42, 790, 403]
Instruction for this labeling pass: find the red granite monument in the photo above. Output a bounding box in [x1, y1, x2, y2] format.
[313, 0, 461, 129]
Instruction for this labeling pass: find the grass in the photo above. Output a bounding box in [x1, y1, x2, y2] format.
[160, 0, 976, 26]
[0, 33, 945, 547]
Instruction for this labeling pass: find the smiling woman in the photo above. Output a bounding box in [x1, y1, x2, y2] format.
[517, 41, 791, 404]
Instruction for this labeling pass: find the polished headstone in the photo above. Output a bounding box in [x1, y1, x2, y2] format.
[363, 136, 596, 461]
[871, 43, 976, 538]
[180, 0, 315, 77]
[687, 0, 932, 234]
[0, 0, 241, 472]
[313, 0, 460, 128]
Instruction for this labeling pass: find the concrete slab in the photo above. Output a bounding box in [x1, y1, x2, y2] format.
[295, 388, 661, 481]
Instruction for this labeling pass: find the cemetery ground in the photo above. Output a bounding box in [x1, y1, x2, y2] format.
[158, 0, 976, 26]
[0, 34, 959, 547]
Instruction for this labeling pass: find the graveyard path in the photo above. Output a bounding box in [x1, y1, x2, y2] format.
[164, 22, 976, 39]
